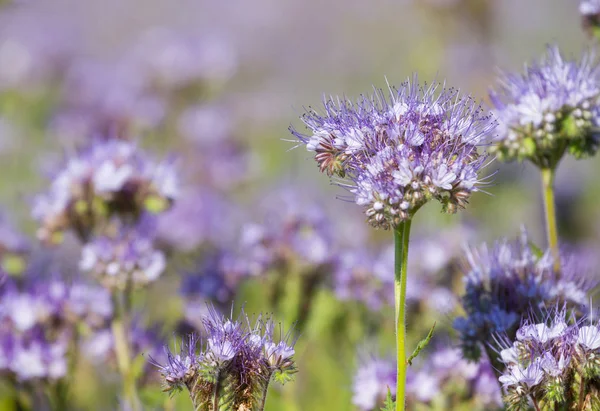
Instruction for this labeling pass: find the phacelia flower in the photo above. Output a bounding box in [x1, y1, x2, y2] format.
[290, 78, 496, 229]
[352, 349, 501, 411]
[32, 139, 178, 243]
[151, 305, 297, 410]
[497, 310, 600, 409]
[454, 229, 595, 367]
[79, 225, 166, 290]
[490, 46, 600, 168]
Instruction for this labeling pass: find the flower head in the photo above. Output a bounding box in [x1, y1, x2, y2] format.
[79, 224, 166, 290]
[290, 78, 496, 229]
[32, 139, 178, 244]
[454, 229, 595, 363]
[490, 46, 600, 167]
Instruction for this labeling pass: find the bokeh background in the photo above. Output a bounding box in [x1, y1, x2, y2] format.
[0, 0, 598, 410]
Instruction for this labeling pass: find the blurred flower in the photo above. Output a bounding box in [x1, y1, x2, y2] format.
[290, 77, 495, 229]
[32, 139, 178, 243]
[490, 46, 600, 167]
[129, 28, 237, 92]
[580, 0, 600, 17]
[79, 225, 166, 291]
[0, 277, 111, 382]
[454, 229, 596, 365]
[353, 348, 501, 411]
[152, 305, 296, 409]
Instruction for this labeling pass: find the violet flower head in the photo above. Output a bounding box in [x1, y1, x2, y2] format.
[490, 46, 600, 167]
[32, 139, 178, 243]
[79, 225, 166, 290]
[290, 78, 496, 229]
[151, 305, 297, 410]
[454, 229, 595, 364]
[497, 310, 600, 409]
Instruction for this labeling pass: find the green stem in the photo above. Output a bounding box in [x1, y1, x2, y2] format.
[531, 396, 541, 411]
[541, 167, 560, 272]
[394, 220, 412, 411]
[212, 371, 221, 411]
[258, 372, 273, 411]
[111, 292, 140, 411]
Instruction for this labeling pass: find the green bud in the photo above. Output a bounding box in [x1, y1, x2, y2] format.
[521, 137, 537, 157]
[561, 115, 580, 139]
[144, 195, 169, 214]
[1, 254, 25, 276]
[74, 199, 88, 215]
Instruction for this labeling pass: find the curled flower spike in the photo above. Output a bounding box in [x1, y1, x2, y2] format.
[32, 139, 178, 244]
[79, 224, 166, 291]
[490, 46, 600, 168]
[454, 229, 596, 367]
[151, 305, 297, 411]
[290, 77, 496, 229]
[496, 309, 600, 410]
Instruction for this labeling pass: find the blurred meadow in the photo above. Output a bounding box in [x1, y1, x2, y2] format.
[0, 0, 599, 410]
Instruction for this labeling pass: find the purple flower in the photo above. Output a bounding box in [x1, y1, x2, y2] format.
[490, 46, 600, 166]
[352, 355, 396, 411]
[151, 305, 297, 409]
[290, 78, 496, 229]
[79, 225, 166, 290]
[33, 139, 178, 243]
[454, 229, 595, 363]
[581, 0, 600, 16]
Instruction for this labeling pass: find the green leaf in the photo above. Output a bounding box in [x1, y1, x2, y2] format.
[527, 241, 544, 260]
[406, 322, 436, 366]
[380, 388, 395, 411]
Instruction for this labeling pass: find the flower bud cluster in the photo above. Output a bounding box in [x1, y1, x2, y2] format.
[32, 139, 178, 244]
[490, 46, 600, 168]
[454, 229, 595, 366]
[291, 79, 496, 229]
[152, 306, 296, 410]
[498, 311, 600, 410]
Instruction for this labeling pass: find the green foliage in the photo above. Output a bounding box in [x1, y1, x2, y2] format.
[407, 322, 436, 366]
[380, 389, 395, 411]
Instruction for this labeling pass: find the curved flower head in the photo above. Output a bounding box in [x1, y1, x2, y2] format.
[32, 139, 178, 244]
[150, 335, 199, 394]
[290, 78, 496, 229]
[454, 229, 595, 364]
[79, 224, 166, 291]
[490, 46, 600, 168]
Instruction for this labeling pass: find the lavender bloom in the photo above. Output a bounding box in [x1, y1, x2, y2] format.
[581, 0, 600, 16]
[0, 277, 111, 382]
[151, 305, 296, 410]
[497, 311, 600, 409]
[490, 46, 600, 167]
[79, 226, 166, 290]
[290, 78, 495, 229]
[454, 229, 595, 365]
[353, 349, 502, 411]
[32, 139, 178, 243]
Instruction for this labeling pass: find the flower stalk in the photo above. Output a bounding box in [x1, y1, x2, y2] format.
[540, 167, 560, 272]
[394, 219, 411, 411]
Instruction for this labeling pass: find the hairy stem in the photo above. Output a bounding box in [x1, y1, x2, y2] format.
[111, 292, 140, 411]
[531, 396, 541, 411]
[541, 167, 560, 272]
[394, 220, 412, 411]
[258, 372, 274, 411]
[578, 380, 587, 411]
[212, 371, 222, 411]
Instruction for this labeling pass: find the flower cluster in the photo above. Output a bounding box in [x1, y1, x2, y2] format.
[79, 225, 166, 290]
[0, 278, 112, 381]
[152, 306, 296, 410]
[454, 229, 595, 366]
[490, 46, 600, 168]
[32, 139, 178, 244]
[498, 311, 600, 410]
[290, 79, 496, 229]
[352, 348, 501, 411]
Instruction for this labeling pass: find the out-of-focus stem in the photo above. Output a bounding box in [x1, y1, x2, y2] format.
[541, 167, 560, 272]
[111, 292, 140, 411]
[394, 220, 412, 411]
